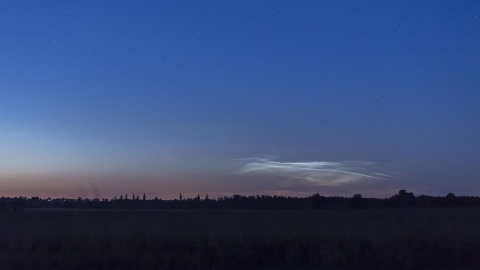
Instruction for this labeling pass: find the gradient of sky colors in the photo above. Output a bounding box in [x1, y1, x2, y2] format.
[1, 1, 480, 199]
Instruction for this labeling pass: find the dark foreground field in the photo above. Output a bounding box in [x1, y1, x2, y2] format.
[1, 209, 480, 269]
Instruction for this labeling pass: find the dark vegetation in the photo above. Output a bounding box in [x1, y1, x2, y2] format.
[2, 190, 480, 269]
[2, 190, 479, 211]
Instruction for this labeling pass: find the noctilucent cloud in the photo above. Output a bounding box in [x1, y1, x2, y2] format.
[1, 1, 479, 199]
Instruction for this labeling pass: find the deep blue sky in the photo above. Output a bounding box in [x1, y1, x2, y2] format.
[1, 1, 479, 199]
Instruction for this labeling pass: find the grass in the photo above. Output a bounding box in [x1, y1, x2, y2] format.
[1, 209, 480, 269]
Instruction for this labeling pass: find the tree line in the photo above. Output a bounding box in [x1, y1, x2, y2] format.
[2, 190, 480, 211]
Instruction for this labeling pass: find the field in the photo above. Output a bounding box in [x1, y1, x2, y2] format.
[1, 209, 480, 269]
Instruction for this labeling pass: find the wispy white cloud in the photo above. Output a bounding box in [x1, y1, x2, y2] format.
[236, 158, 394, 187]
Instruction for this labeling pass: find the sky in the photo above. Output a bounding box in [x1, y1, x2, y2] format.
[1, 1, 480, 199]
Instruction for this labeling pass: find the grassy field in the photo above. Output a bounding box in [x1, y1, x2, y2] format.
[1, 209, 480, 269]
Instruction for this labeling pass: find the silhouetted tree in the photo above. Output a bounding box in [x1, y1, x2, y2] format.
[351, 194, 363, 208]
[13, 198, 25, 212]
[390, 189, 416, 207]
[446, 193, 456, 199]
[353, 194, 362, 199]
[445, 192, 457, 207]
[312, 193, 326, 209]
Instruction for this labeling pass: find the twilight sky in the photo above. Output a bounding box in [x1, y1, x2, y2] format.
[1, 1, 479, 199]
